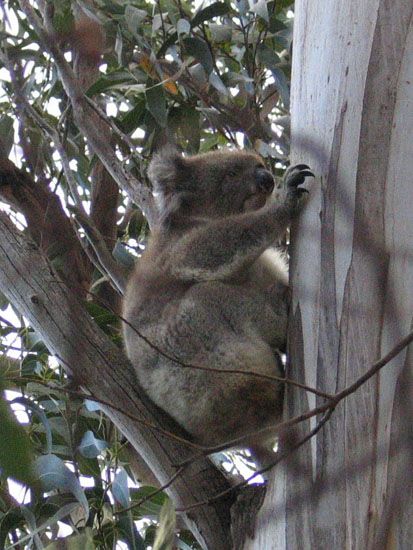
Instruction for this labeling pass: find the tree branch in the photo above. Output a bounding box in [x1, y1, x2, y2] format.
[17, 0, 158, 227]
[0, 158, 91, 297]
[0, 211, 233, 550]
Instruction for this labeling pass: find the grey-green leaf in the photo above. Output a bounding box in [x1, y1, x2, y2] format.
[12, 396, 53, 454]
[191, 2, 231, 28]
[210, 23, 232, 43]
[146, 85, 168, 128]
[0, 393, 34, 485]
[112, 241, 136, 269]
[209, 71, 229, 95]
[44, 528, 95, 550]
[248, 0, 269, 22]
[177, 18, 191, 36]
[125, 6, 148, 36]
[112, 468, 130, 508]
[183, 37, 213, 74]
[153, 498, 176, 550]
[78, 430, 108, 459]
[84, 399, 101, 412]
[256, 44, 289, 107]
[35, 454, 89, 518]
[117, 512, 146, 550]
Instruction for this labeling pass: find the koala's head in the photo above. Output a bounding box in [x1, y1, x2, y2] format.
[148, 148, 274, 225]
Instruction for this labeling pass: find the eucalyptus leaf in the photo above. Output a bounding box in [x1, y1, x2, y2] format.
[78, 430, 108, 459]
[209, 23, 232, 43]
[183, 37, 213, 74]
[0, 291, 9, 311]
[270, 66, 290, 108]
[35, 454, 89, 518]
[248, 0, 269, 22]
[118, 99, 146, 134]
[0, 393, 34, 485]
[20, 354, 42, 377]
[235, 0, 249, 16]
[84, 302, 118, 328]
[0, 510, 24, 550]
[187, 63, 208, 86]
[112, 469, 130, 508]
[176, 18, 191, 36]
[112, 241, 136, 269]
[256, 43, 281, 67]
[130, 486, 167, 519]
[153, 498, 176, 550]
[256, 44, 289, 107]
[52, 3, 74, 35]
[84, 399, 101, 412]
[146, 84, 167, 128]
[7, 503, 79, 548]
[86, 73, 133, 96]
[209, 71, 229, 95]
[117, 511, 146, 550]
[44, 528, 95, 550]
[12, 396, 53, 454]
[115, 26, 124, 66]
[125, 6, 148, 36]
[20, 506, 43, 550]
[177, 538, 194, 550]
[191, 2, 230, 28]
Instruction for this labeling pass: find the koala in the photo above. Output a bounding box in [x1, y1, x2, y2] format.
[122, 148, 313, 465]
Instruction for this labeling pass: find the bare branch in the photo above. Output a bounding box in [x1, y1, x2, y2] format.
[0, 158, 91, 296]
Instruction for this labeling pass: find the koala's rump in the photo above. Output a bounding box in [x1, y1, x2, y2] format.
[123, 278, 284, 447]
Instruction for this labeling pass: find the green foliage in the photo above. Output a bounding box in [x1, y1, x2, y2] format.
[0, 331, 201, 548]
[0, 389, 34, 485]
[0, 0, 295, 546]
[153, 498, 176, 550]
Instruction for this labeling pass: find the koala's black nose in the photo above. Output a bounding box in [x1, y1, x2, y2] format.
[255, 167, 274, 193]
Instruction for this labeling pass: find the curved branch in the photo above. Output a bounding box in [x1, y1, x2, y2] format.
[0, 212, 233, 550]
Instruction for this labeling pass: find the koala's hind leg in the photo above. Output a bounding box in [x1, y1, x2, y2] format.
[190, 340, 284, 450]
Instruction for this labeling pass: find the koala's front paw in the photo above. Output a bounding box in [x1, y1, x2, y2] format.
[283, 164, 314, 211]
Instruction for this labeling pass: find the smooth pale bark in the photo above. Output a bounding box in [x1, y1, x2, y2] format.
[244, 1, 413, 548]
[0, 214, 233, 550]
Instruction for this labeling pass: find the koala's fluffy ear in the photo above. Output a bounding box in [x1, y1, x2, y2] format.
[148, 147, 189, 195]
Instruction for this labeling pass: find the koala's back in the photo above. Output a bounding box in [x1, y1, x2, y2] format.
[122, 240, 286, 448]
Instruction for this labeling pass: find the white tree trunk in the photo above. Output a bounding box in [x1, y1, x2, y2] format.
[244, 1, 413, 548]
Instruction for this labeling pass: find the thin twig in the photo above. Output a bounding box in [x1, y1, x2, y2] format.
[174, 328, 413, 510]
[115, 465, 187, 515]
[119, 308, 333, 399]
[17, 0, 157, 226]
[72, 207, 128, 293]
[84, 96, 138, 153]
[6, 375, 201, 449]
[1, 47, 126, 294]
[177, 409, 334, 513]
[176, 329, 413, 462]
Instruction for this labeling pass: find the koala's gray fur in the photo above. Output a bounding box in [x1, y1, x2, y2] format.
[122, 148, 312, 463]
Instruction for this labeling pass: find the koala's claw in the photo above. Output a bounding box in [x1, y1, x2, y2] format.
[284, 164, 314, 189]
[290, 163, 312, 172]
[283, 164, 313, 211]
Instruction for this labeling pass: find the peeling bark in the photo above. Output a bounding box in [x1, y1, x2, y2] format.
[243, 1, 413, 548]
